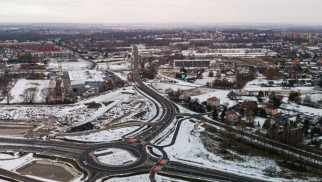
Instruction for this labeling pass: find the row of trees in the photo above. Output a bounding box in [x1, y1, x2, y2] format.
[263, 67, 281, 80]
[21, 79, 76, 104]
[263, 119, 304, 147]
[99, 80, 115, 93]
[0, 73, 14, 104]
[141, 63, 158, 79]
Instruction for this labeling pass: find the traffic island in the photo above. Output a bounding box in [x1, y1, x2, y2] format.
[90, 148, 139, 167]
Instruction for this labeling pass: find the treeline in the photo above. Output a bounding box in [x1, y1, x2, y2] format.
[35, 79, 75, 104]
[140, 57, 159, 79]
[263, 119, 304, 147]
[208, 72, 255, 89]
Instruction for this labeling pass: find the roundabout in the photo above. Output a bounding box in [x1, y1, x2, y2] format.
[91, 148, 138, 167]
[79, 142, 149, 173]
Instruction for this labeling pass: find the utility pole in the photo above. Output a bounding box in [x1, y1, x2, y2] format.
[58, 60, 63, 73]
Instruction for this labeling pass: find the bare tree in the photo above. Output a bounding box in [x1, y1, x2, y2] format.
[1, 86, 13, 105]
[54, 80, 63, 103]
[99, 80, 115, 93]
[208, 70, 214, 77]
[21, 87, 38, 104]
[40, 88, 52, 104]
[62, 86, 75, 104]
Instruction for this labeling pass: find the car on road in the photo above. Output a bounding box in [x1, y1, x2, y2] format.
[83, 160, 88, 166]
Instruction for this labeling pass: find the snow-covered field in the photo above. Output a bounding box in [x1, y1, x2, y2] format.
[0, 85, 159, 141]
[82, 86, 158, 126]
[0, 153, 34, 171]
[0, 152, 19, 160]
[152, 82, 196, 93]
[48, 59, 90, 71]
[254, 117, 267, 128]
[113, 72, 129, 81]
[244, 77, 316, 92]
[157, 119, 311, 182]
[96, 148, 137, 166]
[159, 75, 201, 87]
[100, 98, 156, 125]
[150, 74, 203, 94]
[191, 89, 237, 107]
[63, 126, 140, 142]
[0, 86, 141, 122]
[1, 79, 50, 104]
[281, 102, 322, 116]
[193, 71, 217, 86]
[97, 62, 130, 72]
[108, 64, 130, 71]
[96, 63, 109, 70]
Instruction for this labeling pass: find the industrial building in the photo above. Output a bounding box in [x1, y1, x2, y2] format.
[68, 70, 105, 91]
[174, 60, 211, 68]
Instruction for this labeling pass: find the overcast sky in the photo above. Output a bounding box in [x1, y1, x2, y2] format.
[0, 0, 321, 24]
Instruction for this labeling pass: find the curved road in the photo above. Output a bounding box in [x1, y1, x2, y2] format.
[0, 45, 269, 182]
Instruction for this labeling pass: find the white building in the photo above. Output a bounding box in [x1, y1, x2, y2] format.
[50, 51, 73, 58]
[207, 97, 220, 107]
[182, 48, 276, 57]
[68, 70, 105, 91]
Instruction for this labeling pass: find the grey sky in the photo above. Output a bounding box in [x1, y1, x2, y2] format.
[0, 0, 321, 24]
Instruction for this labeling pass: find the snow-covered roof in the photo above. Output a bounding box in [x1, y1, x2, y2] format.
[208, 97, 220, 101]
[68, 70, 104, 83]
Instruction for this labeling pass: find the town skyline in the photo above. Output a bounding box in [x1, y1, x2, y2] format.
[0, 0, 321, 24]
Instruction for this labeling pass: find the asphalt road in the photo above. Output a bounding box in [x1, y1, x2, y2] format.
[0, 45, 270, 182]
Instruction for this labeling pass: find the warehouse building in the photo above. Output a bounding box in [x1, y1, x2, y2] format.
[68, 70, 105, 91]
[174, 60, 211, 68]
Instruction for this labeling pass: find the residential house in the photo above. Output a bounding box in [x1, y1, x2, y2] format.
[264, 105, 279, 116]
[269, 94, 283, 101]
[225, 110, 240, 123]
[207, 97, 220, 107]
